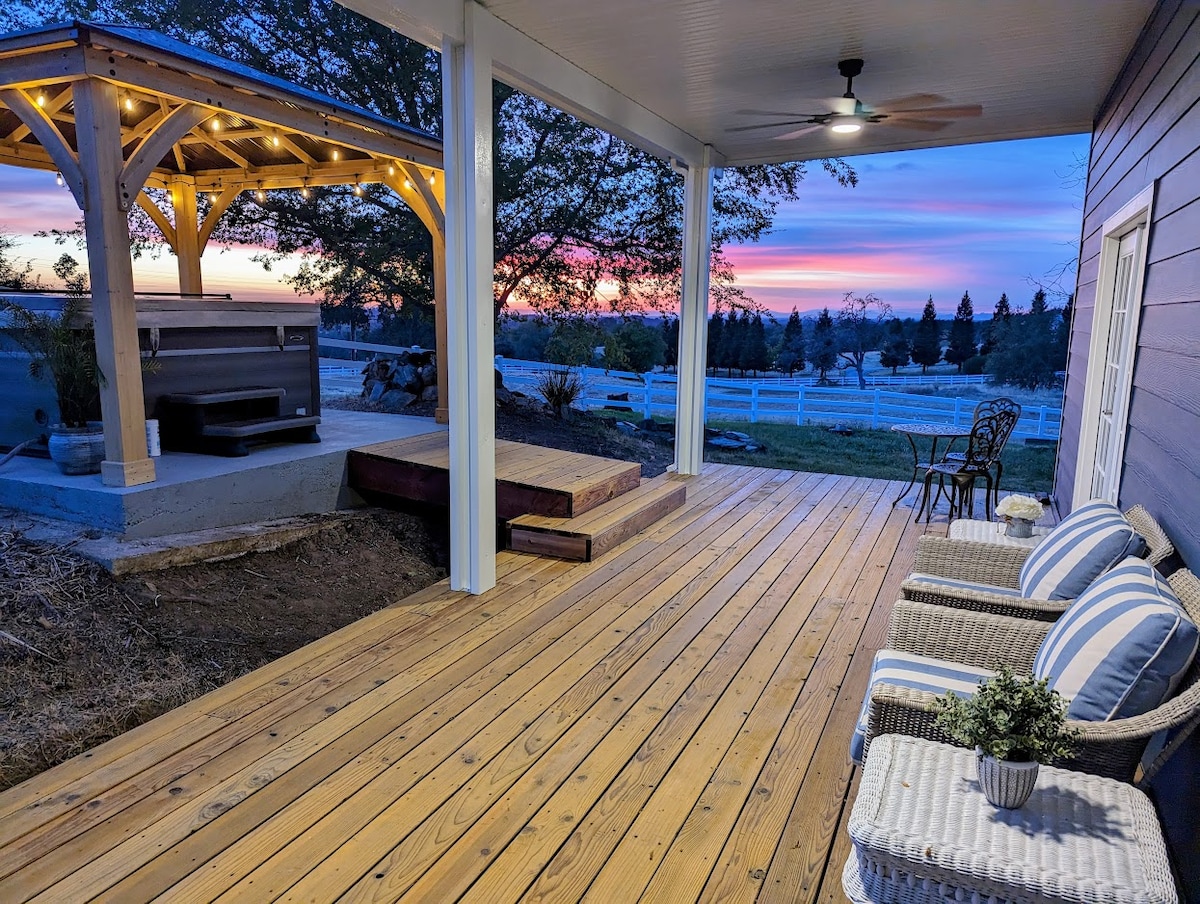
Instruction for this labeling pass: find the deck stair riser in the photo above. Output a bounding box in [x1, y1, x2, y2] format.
[507, 476, 687, 561]
[347, 433, 642, 518]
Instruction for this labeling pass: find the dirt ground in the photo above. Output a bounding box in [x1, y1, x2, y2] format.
[0, 403, 670, 791]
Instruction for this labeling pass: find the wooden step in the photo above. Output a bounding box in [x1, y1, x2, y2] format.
[506, 475, 687, 561]
[348, 433, 643, 518]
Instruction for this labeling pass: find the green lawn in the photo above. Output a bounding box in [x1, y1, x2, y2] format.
[702, 420, 1057, 493]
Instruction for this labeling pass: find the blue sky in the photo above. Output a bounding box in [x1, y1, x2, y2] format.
[0, 133, 1090, 315]
[726, 133, 1090, 317]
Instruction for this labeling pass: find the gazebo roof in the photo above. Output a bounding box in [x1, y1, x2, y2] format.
[0, 20, 443, 193]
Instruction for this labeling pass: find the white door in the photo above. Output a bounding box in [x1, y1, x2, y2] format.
[1090, 228, 1142, 501]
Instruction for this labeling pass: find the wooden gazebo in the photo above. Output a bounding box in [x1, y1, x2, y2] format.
[0, 21, 447, 486]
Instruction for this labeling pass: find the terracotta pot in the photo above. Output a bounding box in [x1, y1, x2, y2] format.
[47, 425, 105, 476]
[976, 749, 1039, 808]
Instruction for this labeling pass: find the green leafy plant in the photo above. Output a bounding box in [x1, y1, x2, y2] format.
[536, 368, 584, 419]
[934, 666, 1079, 762]
[1, 295, 102, 428]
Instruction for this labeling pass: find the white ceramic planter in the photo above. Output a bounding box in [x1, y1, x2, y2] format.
[976, 749, 1039, 808]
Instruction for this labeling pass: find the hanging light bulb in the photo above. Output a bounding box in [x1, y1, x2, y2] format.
[55, 172, 64, 187]
[301, 181, 310, 200]
[353, 177, 363, 197]
[331, 149, 340, 161]
[256, 183, 266, 203]
[124, 94, 134, 111]
[210, 117, 221, 132]
[403, 178, 412, 190]
[272, 133, 281, 147]
[427, 172, 436, 186]
[387, 163, 395, 176]
[36, 93, 46, 108]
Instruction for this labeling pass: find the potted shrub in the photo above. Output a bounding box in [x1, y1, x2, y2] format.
[0, 295, 105, 474]
[935, 667, 1078, 808]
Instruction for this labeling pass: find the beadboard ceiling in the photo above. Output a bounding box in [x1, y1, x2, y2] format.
[348, 0, 1157, 165]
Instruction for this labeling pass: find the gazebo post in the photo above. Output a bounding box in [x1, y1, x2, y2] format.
[168, 176, 204, 295]
[675, 145, 715, 476]
[433, 236, 449, 425]
[73, 77, 155, 487]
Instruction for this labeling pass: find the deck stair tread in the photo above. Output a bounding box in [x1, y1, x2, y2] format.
[507, 474, 687, 561]
[349, 433, 643, 518]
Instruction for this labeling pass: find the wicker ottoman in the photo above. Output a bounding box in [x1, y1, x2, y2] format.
[947, 517, 1050, 547]
[844, 735, 1177, 904]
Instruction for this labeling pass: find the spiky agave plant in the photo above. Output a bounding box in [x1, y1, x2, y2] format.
[0, 295, 102, 428]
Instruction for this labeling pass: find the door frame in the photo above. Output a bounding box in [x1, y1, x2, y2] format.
[1073, 182, 1154, 508]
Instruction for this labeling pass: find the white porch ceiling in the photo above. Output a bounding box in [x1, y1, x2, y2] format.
[344, 0, 1156, 166]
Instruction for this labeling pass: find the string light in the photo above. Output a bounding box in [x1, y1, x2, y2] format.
[209, 191, 219, 203]
[388, 163, 395, 176]
[301, 180, 310, 200]
[36, 93, 46, 108]
[255, 182, 265, 203]
[331, 149, 339, 161]
[353, 177, 363, 197]
[427, 172, 436, 186]
[210, 117, 221, 132]
[55, 172, 64, 187]
[403, 178, 412, 190]
[272, 133, 280, 147]
[124, 94, 134, 111]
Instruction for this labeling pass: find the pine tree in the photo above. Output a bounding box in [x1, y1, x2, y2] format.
[808, 307, 838, 382]
[776, 307, 806, 375]
[727, 310, 750, 375]
[980, 292, 1011, 355]
[741, 313, 770, 376]
[706, 312, 724, 376]
[1031, 288, 1048, 315]
[944, 290, 977, 372]
[910, 296, 942, 373]
[661, 316, 679, 372]
[878, 317, 910, 374]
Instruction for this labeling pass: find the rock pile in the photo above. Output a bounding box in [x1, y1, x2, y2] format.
[361, 351, 439, 409]
[614, 419, 766, 452]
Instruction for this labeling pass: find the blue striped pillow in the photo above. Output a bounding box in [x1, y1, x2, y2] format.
[1033, 558, 1198, 721]
[1018, 500, 1146, 600]
[850, 650, 995, 763]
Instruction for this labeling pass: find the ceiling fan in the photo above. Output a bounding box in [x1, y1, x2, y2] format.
[728, 58, 983, 141]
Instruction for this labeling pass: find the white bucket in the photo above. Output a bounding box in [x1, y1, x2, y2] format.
[146, 419, 161, 457]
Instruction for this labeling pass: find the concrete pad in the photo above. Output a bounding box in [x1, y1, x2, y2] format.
[0, 409, 444, 539]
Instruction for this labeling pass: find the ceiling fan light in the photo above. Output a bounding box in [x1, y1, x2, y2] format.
[829, 116, 862, 134]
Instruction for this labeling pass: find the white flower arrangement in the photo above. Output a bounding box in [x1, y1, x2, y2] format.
[995, 494, 1044, 522]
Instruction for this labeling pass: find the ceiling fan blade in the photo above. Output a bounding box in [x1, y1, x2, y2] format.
[726, 119, 816, 134]
[888, 104, 984, 118]
[881, 118, 952, 132]
[735, 106, 828, 118]
[772, 124, 826, 141]
[874, 93, 947, 111]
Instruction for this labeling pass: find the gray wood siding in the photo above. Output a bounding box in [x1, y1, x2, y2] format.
[1057, 3, 1200, 896]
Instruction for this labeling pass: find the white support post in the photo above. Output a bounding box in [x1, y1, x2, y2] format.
[674, 145, 715, 475]
[442, 4, 496, 593]
[73, 78, 155, 488]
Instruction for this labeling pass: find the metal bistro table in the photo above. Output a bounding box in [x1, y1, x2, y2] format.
[890, 422, 971, 517]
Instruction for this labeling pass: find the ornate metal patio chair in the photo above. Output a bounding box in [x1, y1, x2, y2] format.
[854, 564, 1200, 785]
[940, 397, 1022, 514]
[918, 410, 1017, 523]
[902, 502, 1174, 620]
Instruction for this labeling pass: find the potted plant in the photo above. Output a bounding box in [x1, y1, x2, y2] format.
[0, 294, 105, 474]
[995, 493, 1045, 538]
[934, 667, 1078, 808]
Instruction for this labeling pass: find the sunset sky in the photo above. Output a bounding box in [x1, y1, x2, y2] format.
[0, 132, 1089, 317]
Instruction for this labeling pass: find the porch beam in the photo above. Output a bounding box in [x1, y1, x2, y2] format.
[442, 3, 496, 594]
[675, 146, 715, 476]
[72, 77, 155, 487]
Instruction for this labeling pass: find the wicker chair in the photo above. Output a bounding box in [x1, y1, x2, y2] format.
[901, 504, 1175, 621]
[862, 568, 1200, 785]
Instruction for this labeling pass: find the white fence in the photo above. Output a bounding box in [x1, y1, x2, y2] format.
[316, 340, 1061, 441]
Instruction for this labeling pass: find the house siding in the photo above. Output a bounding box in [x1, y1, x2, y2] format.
[1056, 2, 1200, 897]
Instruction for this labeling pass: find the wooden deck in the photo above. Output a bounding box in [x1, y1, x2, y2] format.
[0, 464, 932, 903]
[348, 433, 644, 518]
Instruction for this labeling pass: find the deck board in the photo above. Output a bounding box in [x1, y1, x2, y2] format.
[0, 463, 940, 904]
